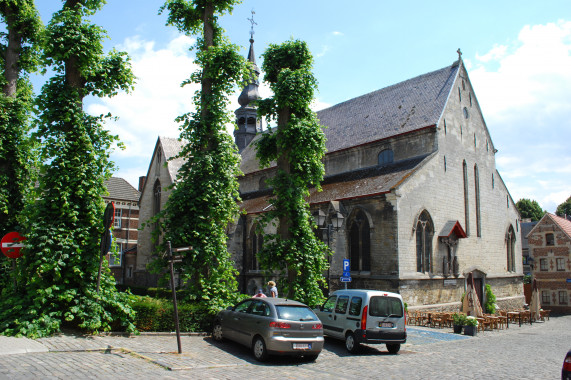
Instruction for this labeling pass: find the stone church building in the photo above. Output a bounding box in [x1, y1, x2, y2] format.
[136, 39, 524, 308]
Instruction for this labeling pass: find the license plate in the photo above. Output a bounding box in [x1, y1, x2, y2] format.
[293, 343, 311, 350]
[379, 322, 393, 328]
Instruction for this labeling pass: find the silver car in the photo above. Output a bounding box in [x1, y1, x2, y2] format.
[212, 297, 324, 361]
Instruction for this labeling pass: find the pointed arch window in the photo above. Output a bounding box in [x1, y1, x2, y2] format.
[153, 180, 161, 216]
[378, 149, 394, 166]
[250, 224, 263, 271]
[463, 160, 470, 235]
[474, 165, 481, 237]
[156, 147, 162, 171]
[506, 225, 516, 272]
[349, 210, 371, 272]
[416, 210, 434, 273]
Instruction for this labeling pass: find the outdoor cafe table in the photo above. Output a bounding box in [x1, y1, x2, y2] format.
[507, 311, 532, 327]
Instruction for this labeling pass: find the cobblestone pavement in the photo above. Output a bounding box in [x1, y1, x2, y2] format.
[0, 315, 568, 379]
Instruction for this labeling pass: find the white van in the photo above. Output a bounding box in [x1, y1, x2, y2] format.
[315, 289, 407, 354]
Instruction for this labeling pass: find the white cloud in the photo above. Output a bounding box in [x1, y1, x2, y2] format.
[85, 35, 200, 186]
[469, 20, 571, 213]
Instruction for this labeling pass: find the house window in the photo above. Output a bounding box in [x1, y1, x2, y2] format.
[557, 258, 565, 271]
[114, 208, 122, 229]
[416, 210, 434, 273]
[108, 250, 122, 267]
[546, 233, 555, 246]
[540, 258, 548, 271]
[378, 149, 394, 166]
[250, 224, 263, 271]
[474, 165, 481, 237]
[349, 210, 371, 272]
[542, 291, 550, 305]
[559, 291, 569, 305]
[463, 161, 470, 235]
[506, 226, 516, 272]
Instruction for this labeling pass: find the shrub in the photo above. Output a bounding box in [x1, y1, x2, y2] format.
[132, 296, 215, 332]
[484, 284, 497, 314]
[464, 316, 478, 326]
[452, 313, 467, 326]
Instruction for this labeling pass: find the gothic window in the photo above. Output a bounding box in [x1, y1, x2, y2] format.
[153, 180, 161, 216]
[463, 107, 469, 119]
[250, 224, 263, 271]
[458, 87, 461, 101]
[416, 210, 434, 273]
[444, 156, 447, 172]
[378, 149, 394, 166]
[444, 119, 447, 135]
[463, 161, 470, 235]
[156, 147, 162, 171]
[349, 210, 371, 272]
[506, 225, 516, 272]
[474, 165, 481, 237]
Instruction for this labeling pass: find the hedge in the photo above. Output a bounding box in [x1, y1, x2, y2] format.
[132, 297, 215, 332]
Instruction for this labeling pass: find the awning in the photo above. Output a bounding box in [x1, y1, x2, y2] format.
[439, 220, 467, 239]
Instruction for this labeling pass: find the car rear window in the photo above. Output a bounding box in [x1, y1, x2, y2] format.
[369, 296, 403, 317]
[276, 306, 319, 321]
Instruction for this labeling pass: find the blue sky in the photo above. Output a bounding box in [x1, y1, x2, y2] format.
[32, 1, 571, 213]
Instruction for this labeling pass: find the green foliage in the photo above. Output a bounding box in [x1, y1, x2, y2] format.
[515, 198, 546, 221]
[523, 274, 532, 284]
[0, 0, 135, 337]
[255, 40, 329, 307]
[484, 284, 497, 314]
[464, 316, 478, 326]
[555, 196, 571, 218]
[0, 0, 43, 290]
[452, 312, 467, 325]
[156, 0, 248, 314]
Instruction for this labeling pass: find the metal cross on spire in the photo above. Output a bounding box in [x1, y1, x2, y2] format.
[247, 9, 257, 40]
[457, 48, 462, 59]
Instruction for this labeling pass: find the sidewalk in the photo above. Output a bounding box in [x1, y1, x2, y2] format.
[0, 336, 48, 355]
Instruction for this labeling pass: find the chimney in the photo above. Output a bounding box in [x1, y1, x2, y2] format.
[138, 176, 146, 192]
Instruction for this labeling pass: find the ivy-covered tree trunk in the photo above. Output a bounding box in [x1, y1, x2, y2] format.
[0, 0, 41, 290]
[0, 0, 136, 337]
[256, 40, 329, 306]
[158, 0, 248, 312]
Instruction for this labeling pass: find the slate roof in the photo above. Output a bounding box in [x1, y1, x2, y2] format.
[160, 136, 186, 182]
[240, 154, 432, 214]
[438, 220, 467, 239]
[240, 61, 459, 175]
[104, 177, 140, 202]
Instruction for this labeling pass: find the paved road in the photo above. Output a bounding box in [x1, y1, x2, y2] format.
[0, 315, 568, 379]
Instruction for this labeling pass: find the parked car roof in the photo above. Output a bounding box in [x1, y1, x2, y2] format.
[255, 297, 308, 306]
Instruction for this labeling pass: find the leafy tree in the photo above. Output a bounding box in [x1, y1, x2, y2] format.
[0, 0, 42, 289]
[255, 39, 329, 306]
[157, 0, 248, 312]
[0, 0, 136, 337]
[515, 198, 545, 222]
[555, 196, 571, 218]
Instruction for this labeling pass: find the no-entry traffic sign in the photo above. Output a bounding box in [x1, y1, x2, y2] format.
[1, 231, 26, 259]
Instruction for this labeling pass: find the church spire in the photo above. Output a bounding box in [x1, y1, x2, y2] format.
[238, 10, 260, 107]
[234, 10, 262, 152]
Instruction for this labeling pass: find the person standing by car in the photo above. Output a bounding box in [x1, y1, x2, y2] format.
[268, 281, 278, 297]
[253, 289, 267, 298]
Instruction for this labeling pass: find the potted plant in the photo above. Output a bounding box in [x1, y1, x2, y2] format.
[463, 316, 478, 336]
[452, 313, 466, 334]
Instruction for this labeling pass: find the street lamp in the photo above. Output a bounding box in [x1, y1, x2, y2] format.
[313, 209, 344, 295]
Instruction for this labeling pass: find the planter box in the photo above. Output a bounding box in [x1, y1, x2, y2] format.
[453, 324, 463, 334]
[463, 325, 477, 336]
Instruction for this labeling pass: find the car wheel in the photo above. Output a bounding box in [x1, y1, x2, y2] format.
[387, 343, 400, 354]
[252, 336, 269, 362]
[345, 332, 360, 354]
[212, 321, 224, 342]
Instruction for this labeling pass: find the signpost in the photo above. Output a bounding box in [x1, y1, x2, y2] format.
[1, 231, 26, 259]
[167, 242, 192, 354]
[340, 258, 351, 289]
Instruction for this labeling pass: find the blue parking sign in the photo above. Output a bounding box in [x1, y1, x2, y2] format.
[343, 259, 350, 272]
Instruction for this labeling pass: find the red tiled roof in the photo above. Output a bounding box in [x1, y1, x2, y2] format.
[549, 213, 571, 240]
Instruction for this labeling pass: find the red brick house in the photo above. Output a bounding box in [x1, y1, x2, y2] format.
[528, 213, 571, 313]
[103, 177, 140, 286]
